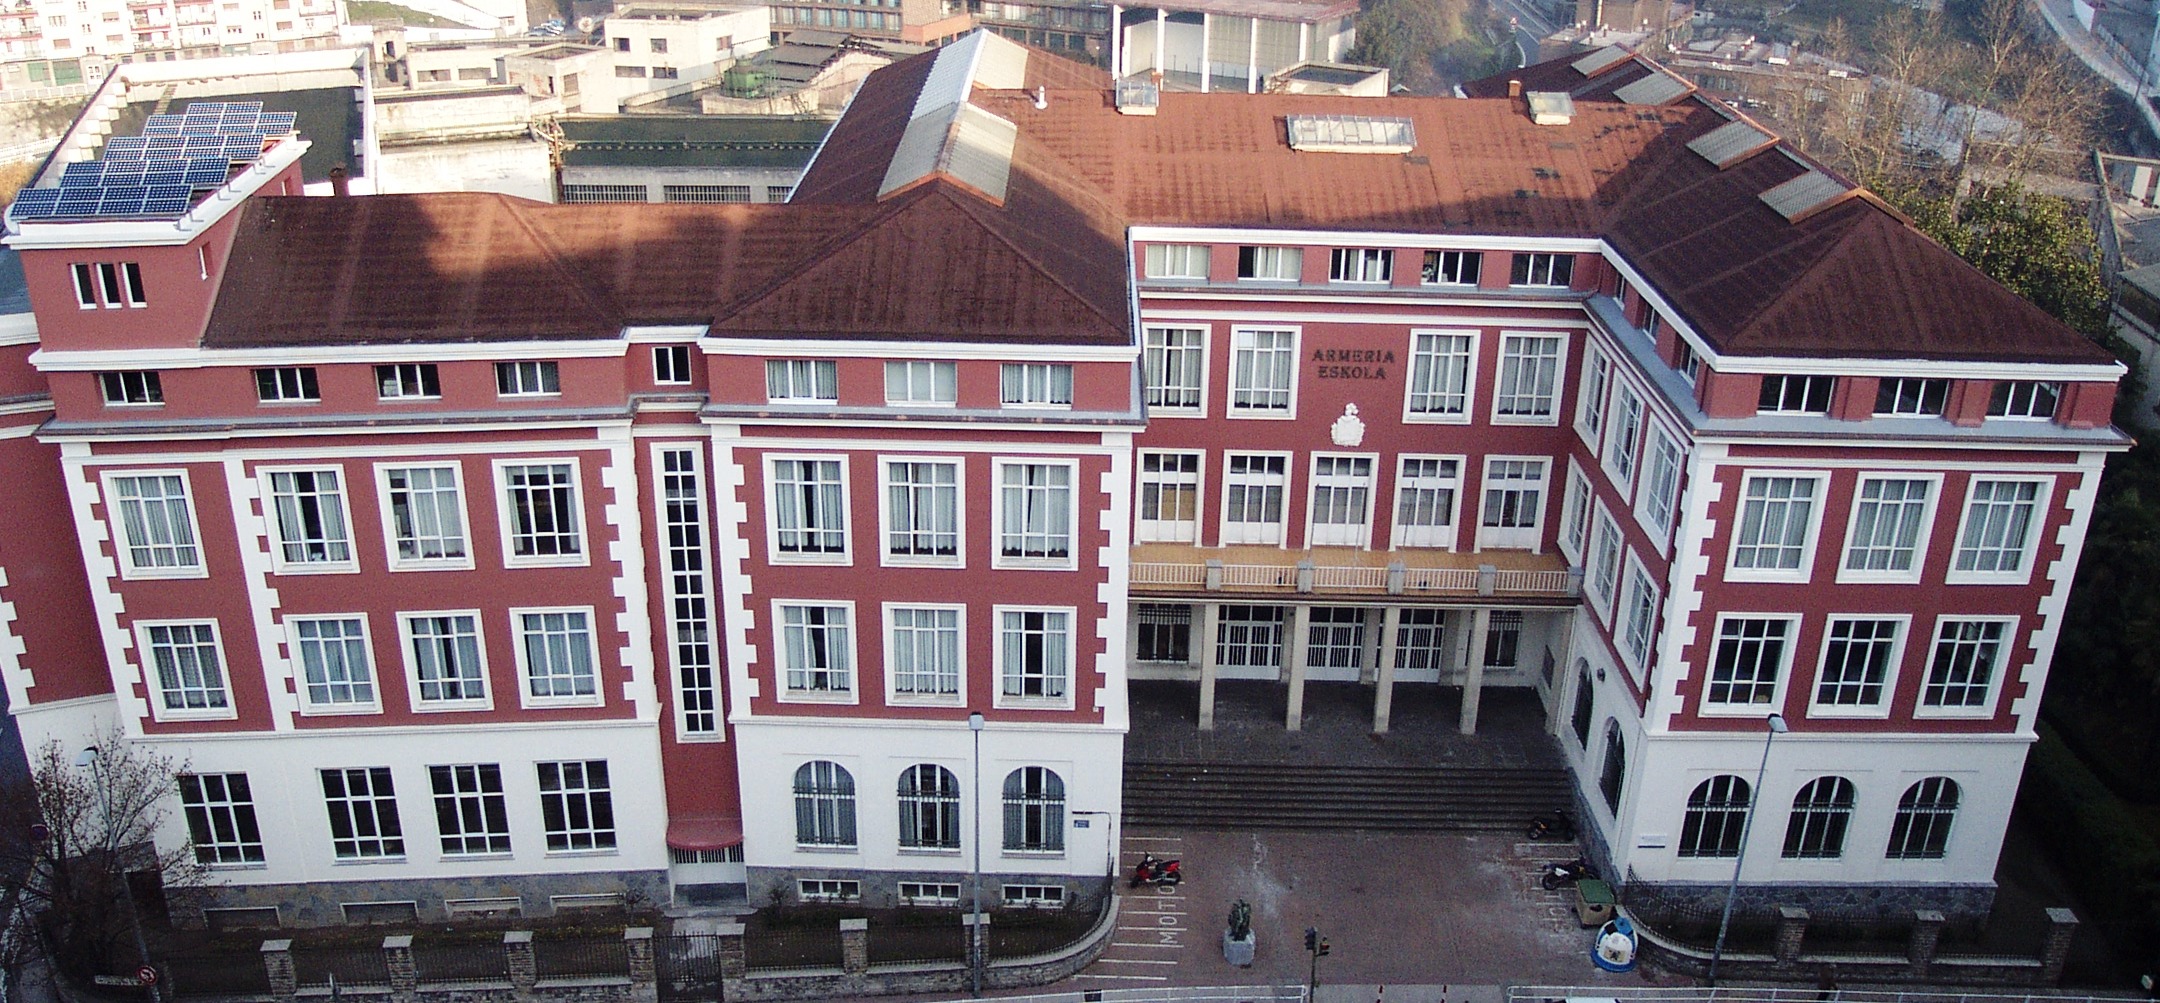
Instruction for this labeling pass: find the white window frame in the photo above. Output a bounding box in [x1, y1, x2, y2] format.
[1510, 251, 1574, 288]
[430, 763, 512, 857]
[1390, 453, 1464, 550]
[136, 619, 237, 722]
[992, 605, 1077, 711]
[1328, 247, 1393, 284]
[1559, 460, 1594, 565]
[376, 463, 473, 572]
[1808, 614, 1908, 719]
[764, 454, 853, 566]
[98, 370, 164, 406]
[1402, 329, 1476, 424]
[1491, 331, 1567, 425]
[1946, 477, 2051, 585]
[1421, 249, 1480, 286]
[1724, 471, 1829, 584]
[1135, 450, 1204, 544]
[1600, 382, 1643, 485]
[375, 363, 440, 401]
[766, 359, 838, 403]
[992, 458, 1078, 570]
[884, 360, 958, 406]
[493, 459, 588, 569]
[1574, 342, 1611, 448]
[510, 606, 602, 709]
[536, 759, 616, 853]
[654, 444, 719, 740]
[494, 360, 562, 397]
[1916, 615, 2017, 718]
[1237, 245, 1301, 282]
[652, 344, 693, 385]
[1142, 325, 1207, 416]
[1475, 455, 1549, 553]
[1701, 613, 1800, 716]
[883, 603, 966, 706]
[773, 600, 858, 705]
[259, 466, 359, 575]
[1874, 377, 1950, 417]
[1000, 362, 1074, 409]
[1585, 506, 1622, 622]
[1758, 374, 1835, 415]
[1989, 381, 2062, 420]
[102, 469, 209, 580]
[1227, 326, 1299, 418]
[253, 366, 320, 404]
[1635, 423, 1684, 544]
[286, 614, 381, 716]
[1836, 473, 1942, 585]
[1220, 451, 1291, 546]
[1304, 453, 1377, 549]
[877, 456, 963, 568]
[1143, 243, 1210, 280]
[398, 610, 493, 712]
[1618, 553, 1659, 679]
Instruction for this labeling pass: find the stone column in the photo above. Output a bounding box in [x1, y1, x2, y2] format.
[1198, 602, 1221, 730]
[382, 935, 416, 997]
[625, 927, 655, 983]
[1907, 909, 1944, 978]
[1459, 608, 1491, 735]
[1773, 906, 1809, 968]
[715, 922, 748, 980]
[1372, 606, 1401, 734]
[261, 940, 296, 997]
[504, 932, 536, 991]
[2040, 907, 2079, 985]
[1284, 604, 1311, 731]
[839, 918, 869, 975]
[963, 913, 991, 978]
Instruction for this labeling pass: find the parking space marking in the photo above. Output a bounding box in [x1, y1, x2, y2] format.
[1074, 974, 1169, 981]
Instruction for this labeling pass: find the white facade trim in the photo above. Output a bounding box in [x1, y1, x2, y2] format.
[2014, 451, 2107, 732]
[1128, 224, 1605, 253]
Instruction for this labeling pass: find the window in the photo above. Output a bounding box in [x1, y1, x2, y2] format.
[885, 360, 956, 405]
[1886, 777, 1958, 859]
[1406, 332, 1473, 418]
[1136, 451, 1201, 543]
[1229, 328, 1297, 413]
[143, 621, 229, 715]
[1730, 475, 1821, 575]
[1677, 775, 1750, 858]
[1782, 776, 1855, 859]
[1510, 252, 1573, 287]
[404, 613, 487, 706]
[614, 64, 648, 78]
[1570, 664, 1594, 748]
[1135, 604, 1191, 663]
[900, 882, 961, 906]
[1815, 618, 1900, 708]
[777, 603, 853, 695]
[1707, 617, 1792, 708]
[1144, 243, 1209, 279]
[658, 448, 716, 736]
[1393, 456, 1460, 548]
[1143, 326, 1205, 411]
[265, 469, 352, 569]
[99, 370, 164, 406]
[1000, 363, 1072, 407]
[1674, 340, 1701, 384]
[500, 462, 583, 561]
[889, 606, 961, 698]
[1223, 454, 1288, 545]
[769, 458, 846, 558]
[999, 609, 1069, 701]
[998, 462, 1071, 562]
[1002, 767, 1064, 852]
[1303, 607, 1364, 672]
[1586, 510, 1622, 614]
[1328, 248, 1392, 283]
[1237, 246, 1300, 281]
[1639, 428, 1684, 536]
[108, 473, 201, 574]
[253, 366, 319, 403]
[1923, 619, 2008, 710]
[1602, 385, 1642, 480]
[1597, 720, 1625, 813]
[766, 359, 837, 402]
[767, 186, 792, 202]
[495, 361, 560, 396]
[1758, 375, 1834, 415]
[517, 609, 596, 703]
[653, 345, 693, 384]
[799, 879, 861, 902]
[292, 616, 374, 710]
[1953, 479, 2043, 578]
[1479, 458, 1546, 550]
[1217, 605, 1285, 671]
[884, 460, 958, 560]
[321, 767, 403, 859]
[612, 35, 628, 49]
[1989, 381, 2060, 419]
[1004, 884, 1064, 907]
[1396, 608, 1448, 677]
[1576, 345, 1610, 442]
[897, 764, 960, 850]
[430, 764, 510, 855]
[1307, 456, 1372, 547]
[1620, 561, 1659, 671]
[1836, 477, 1930, 578]
[179, 773, 263, 865]
[375, 364, 440, 400]
[537, 760, 614, 851]
[793, 761, 856, 846]
[1421, 250, 1480, 285]
[649, 36, 666, 50]
[71, 261, 145, 308]
[383, 466, 467, 567]
[1874, 377, 1949, 417]
[1493, 334, 1563, 420]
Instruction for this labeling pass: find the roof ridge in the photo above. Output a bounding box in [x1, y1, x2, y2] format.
[500, 194, 621, 331]
[706, 188, 937, 325]
[938, 183, 1128, 336]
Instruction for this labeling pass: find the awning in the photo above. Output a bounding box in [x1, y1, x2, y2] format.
[666, 815, 745, 851]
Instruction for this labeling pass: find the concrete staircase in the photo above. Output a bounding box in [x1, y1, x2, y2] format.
[1122, 760, 1576, 831]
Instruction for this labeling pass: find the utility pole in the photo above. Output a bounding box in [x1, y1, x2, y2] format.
[1303, 926, 1330, 995]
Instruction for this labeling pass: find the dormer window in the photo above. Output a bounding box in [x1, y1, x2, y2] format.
[1510, 252, 1573, 288]
[1421, 250, 1480, 286]
[1759, 374, 1832, 415]
[73, 261, 145, 309]
[1874, 377, 1948, 417]
[1329, 248, 1392, 284]
[1988, 381, 2060, 420]
[99, 370, 163, 406]
[1237, 246, 1301, 281]
[1674, 340, 1701, 385]
[1143, 244, 1208, 281]
[254, 366, 319, 404]
[496, 361, 561, 397]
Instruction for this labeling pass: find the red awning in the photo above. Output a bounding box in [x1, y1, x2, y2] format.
[666, 815, 745, 851]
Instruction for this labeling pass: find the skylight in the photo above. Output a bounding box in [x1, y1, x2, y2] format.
[1286, 115, 1417, 154]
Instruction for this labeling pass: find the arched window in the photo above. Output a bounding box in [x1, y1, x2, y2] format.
[1570, 661, 1595, 748]
[793, 761, 855, 847]
[1677, 775, 1751, 858]
[1782, 776, 1856, 859]
[897, 764, 960, 850]
[1002, 766, 1065, 852]
[1887, 777, 1959, 860]
[1597, 719, 1626, 813]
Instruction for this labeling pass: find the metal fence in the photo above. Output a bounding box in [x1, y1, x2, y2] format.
[866, 919, 967, 965]
[656, 935, 723, 1002]
[290, 944, 391, 989]
[411, 940, 511, 985]
[929, 987, 1307, 1003]
[742, 926, 842, 972]
[990, 908, 1099, 960]
[532, 936, 629, 979]
[164, 954, 273, 998]
[1507, 988, 2144, 1003]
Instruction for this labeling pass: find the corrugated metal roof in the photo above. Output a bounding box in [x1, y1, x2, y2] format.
[1285, 114, 1415, 153]
[1686, 119, 1776, 169]
[880, 102, 960, 197]
[1759, 169, 1849, 222]
[944, 103, 1018, 200]
[1613, 71, 1689, 105]
[913, 34, 983, 120]
[1572, 46, 1633, 76]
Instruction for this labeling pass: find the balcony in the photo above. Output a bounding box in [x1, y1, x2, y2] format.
[1129, 543, 1581, 602]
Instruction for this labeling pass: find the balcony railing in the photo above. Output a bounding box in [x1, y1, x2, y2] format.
[1129, 546, 1581, 600]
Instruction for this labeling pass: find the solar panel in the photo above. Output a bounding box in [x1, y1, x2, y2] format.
[59, 161, 102, 185]
[184, 158, 230, 186]
[95, 185, 149, 216]
[262, 111, 295, 130]
[148, 136, 185, 155]
[9, 188, 59, 220]
[144, 162, 186, 186]
[55, 187, 99, 215]
[145, 185, 193, 214]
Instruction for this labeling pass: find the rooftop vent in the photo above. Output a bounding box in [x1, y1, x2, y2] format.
[1115, 78, 1160, 116]
[1526, 91, 1574, 126]
[1571, 45, 1633, 77]
[1759, 169, 1854, 223]
[1613, 71, 1689, 105]
[1687, 119, 1777, 169]
[1286, 114, 1416, 154]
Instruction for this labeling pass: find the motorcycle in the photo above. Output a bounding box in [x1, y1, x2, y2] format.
[1540, 856, 1597, 890]
[1527, 809, 1577, 842]
[1129, 852, 1183, 888]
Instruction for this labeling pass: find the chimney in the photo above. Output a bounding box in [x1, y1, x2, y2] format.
[1507, 78, 1522, 97]
[328, 165, 350, 197]
[1032, 85, 1047, 110]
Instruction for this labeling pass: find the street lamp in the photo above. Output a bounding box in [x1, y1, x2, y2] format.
[74, 747, 162, 1003]
[967, 712, 985, 998]
[1706, 713, 1788, 986]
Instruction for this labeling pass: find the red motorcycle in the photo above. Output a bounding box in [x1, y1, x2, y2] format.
[1129, 852, 1183, 888]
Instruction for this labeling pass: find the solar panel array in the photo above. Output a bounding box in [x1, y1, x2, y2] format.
[7, 100, 298, 223]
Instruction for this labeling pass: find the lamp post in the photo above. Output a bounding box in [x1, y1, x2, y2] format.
[74, 747, 162, 1003]
[1706, 713, 1788, 987]
[967, 712, 985, 998]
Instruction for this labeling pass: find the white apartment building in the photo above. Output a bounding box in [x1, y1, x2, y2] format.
[0, 0, 344, 94]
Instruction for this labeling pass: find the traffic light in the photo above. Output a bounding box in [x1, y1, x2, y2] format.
[1318, 938, 1331, 957]
[1304, 928, 1318, 952]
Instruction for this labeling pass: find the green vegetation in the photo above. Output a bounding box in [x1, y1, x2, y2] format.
[2018, 726, 2160, 952]
[1879, 182, 2115, 341]
[1341, 0, 1506, 93]
[345, 0, 465, 28]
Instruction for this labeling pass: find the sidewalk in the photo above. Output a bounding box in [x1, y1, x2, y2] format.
[2031, 0, 2160, 142]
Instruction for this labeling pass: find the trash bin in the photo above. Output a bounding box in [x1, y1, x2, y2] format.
[1576, 879, 1616, 927]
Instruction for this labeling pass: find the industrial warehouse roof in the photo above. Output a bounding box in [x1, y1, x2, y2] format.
[556, 115, 833, 170]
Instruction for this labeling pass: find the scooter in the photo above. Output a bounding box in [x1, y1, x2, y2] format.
[1527, 809, 1577, 842]
[1541, 857, 1597, 890]
[1130, 852, 1183, 888]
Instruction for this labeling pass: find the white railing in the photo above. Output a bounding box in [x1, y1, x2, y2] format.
[1129, 561, 1579, 597]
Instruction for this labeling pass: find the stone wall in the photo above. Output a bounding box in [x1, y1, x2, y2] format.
[1624, 878, 1998, 926]
[180, 870, 672, 928]
[1627, 904, 2081, 987]
[743, 866, 1112, 913]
